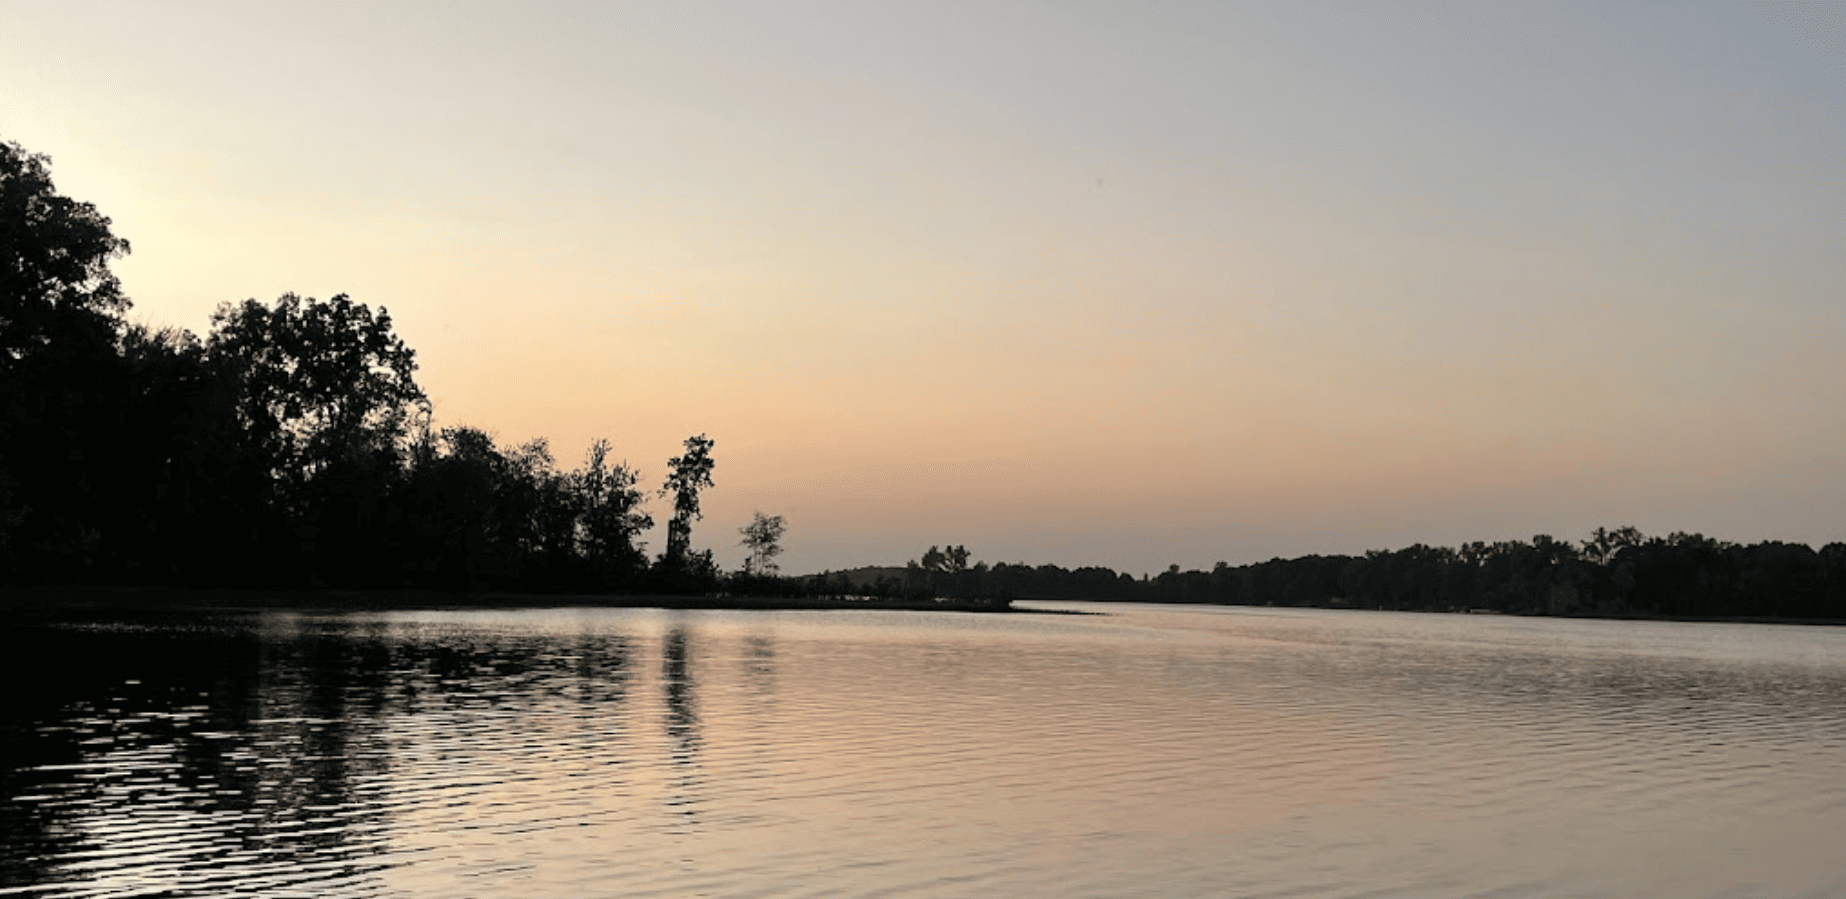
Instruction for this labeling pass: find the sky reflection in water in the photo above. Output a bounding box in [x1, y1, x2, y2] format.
[3, 604, 1844, 898]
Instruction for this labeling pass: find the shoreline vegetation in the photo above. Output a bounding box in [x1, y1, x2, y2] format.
[5, 138, 1844, 627]
[5, 585, 1842, 629]
[0, 585, 1016, 616]
[831, 529, 1846, 623]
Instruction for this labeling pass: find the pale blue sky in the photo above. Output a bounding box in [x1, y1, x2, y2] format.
[3, 1, 1841, 573]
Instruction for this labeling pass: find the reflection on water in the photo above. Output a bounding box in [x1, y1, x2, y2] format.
[661, 625, 700, 831]
[3, 604, 1845, 898]
[0, 613, 398, 897]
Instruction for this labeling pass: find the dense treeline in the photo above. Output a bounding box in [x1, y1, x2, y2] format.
[0, 139, 721, 593]
[864, 529, 1846, 620]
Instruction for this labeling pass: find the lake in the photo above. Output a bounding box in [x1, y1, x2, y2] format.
[3, 601, 1844, 898]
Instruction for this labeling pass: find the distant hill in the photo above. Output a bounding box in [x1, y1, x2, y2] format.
[809, 566, 910, 588]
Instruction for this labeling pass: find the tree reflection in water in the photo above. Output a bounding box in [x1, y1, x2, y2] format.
[0, 613, 396, 896]
[661, 626, 702, 831]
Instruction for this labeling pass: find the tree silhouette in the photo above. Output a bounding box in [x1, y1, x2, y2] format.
[0, 139, 131, 374]
[919, 544, 970, 573]
[659, 434, 716, 572]
[0, 139, 135, 579]
[739, 511, 786, 575]
[206, 293, 426, 507]
[577, 438, 652, 583]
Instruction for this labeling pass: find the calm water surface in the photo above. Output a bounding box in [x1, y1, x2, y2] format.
[3, 602, 1844, 898]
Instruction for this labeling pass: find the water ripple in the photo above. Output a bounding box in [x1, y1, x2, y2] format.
[3, 607, 1845, 897]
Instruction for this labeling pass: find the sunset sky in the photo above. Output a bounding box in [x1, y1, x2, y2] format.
[4, 1, 1842, 575]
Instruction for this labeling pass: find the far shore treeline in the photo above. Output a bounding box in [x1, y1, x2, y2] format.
[844, 529, 1846, 621]
[5, 138, 1845, 621]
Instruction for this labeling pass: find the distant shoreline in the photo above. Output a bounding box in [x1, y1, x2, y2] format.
[7, 587, 1840, 626]
[0, 585, 1034, 616]
[1037, 599, 1846, 628]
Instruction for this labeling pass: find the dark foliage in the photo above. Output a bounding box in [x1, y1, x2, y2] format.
[0, 139, 689, 593]
[1, 139, 136, 578]
[658, 433, 716, 574]
[900, 532, 1846, 621]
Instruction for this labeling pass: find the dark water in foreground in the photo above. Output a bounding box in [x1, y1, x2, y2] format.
[2, 602, 1844, 898]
